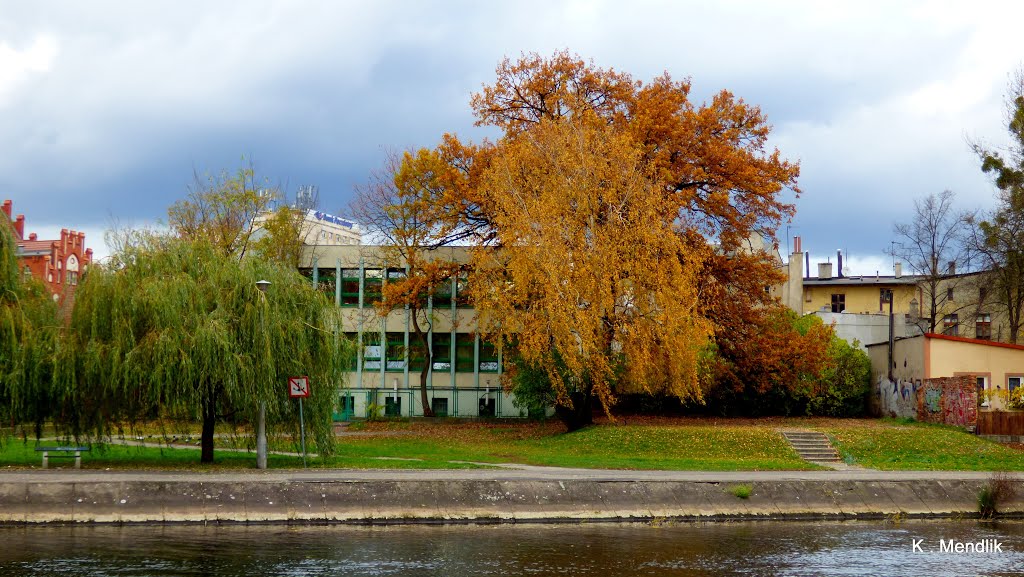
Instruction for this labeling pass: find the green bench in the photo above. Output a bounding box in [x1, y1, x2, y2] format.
[35, 446, 90, 469]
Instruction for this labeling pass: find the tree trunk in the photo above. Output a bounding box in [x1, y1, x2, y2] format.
[411, 313, 434, 417]
[201, 394, 217, 463]
[555, 391, 593, 432]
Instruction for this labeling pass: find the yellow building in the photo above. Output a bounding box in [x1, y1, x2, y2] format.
[866, 333, 1024, 412]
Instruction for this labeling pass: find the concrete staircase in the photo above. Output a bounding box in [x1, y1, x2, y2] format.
[782, 431, 842, 464]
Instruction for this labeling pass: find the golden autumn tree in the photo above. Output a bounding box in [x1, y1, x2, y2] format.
[448, 52, 815, 422]
[471, 113, 714, 429]
[352, 150, 464, 417]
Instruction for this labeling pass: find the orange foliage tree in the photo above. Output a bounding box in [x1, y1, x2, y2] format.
[471, 113, 714, 429]
[462, 52, 817, 423]
[369, 51, 825, 425]
[352, 150, 464, 417]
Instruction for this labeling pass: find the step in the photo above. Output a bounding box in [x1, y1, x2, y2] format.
[781, 430, 843, 463]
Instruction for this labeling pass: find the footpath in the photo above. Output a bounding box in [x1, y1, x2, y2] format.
[2, 466, 1022, 524]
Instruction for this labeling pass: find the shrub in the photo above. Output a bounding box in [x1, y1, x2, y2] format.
[978, 471, 1017, 519]
[730, 484, 752, 499]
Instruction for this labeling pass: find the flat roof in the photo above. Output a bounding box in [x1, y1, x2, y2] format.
[864, 332, 1024, 352]
[804, 275, 922, 286]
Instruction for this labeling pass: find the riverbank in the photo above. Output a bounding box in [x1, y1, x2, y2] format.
[2, 468, 1022, 524]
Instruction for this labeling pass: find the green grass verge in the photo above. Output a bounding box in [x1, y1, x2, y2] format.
[333, 424, 816, 471]
[9, 417, 1018, 472]
[812, 420, 1024, 470]
[1, 422, 814, 471]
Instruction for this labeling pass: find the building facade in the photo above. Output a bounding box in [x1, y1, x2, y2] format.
[303, 245, 523, 420]
[3, 199, 93, 305]
[866, 332, 1024, 413]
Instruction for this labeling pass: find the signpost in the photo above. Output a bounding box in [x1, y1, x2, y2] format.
[288, 376, 310, 468]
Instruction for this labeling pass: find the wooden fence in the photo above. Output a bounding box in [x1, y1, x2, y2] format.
[977, 411, 1024, 436]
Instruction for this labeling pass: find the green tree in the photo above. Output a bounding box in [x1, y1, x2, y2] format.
[969, 71, 1024, 343]
[0, 223, 60, 435]
[251, 203, 310, 268]
[57, 235, 349, 463]
[168, 161, 276, 260]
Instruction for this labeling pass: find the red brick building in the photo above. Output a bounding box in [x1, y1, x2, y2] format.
[3, 199, 94, 305]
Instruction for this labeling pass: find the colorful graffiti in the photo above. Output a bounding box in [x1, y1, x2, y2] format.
[915, 376, 978, 429]
[877, 376, 917, 419]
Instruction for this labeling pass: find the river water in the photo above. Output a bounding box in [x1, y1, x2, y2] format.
[1, 521, 1023, 576]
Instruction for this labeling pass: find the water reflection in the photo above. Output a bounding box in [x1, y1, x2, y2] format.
[0, 521, 1022, 576]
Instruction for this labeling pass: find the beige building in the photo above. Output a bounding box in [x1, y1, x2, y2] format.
[778, 237, 1007, 349]
[866, 333, 1024, 412]
[302, 245, 522, 419]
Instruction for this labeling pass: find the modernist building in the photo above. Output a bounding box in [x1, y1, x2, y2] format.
[302, 245, 521, 419]
[2, 199, 93, 305]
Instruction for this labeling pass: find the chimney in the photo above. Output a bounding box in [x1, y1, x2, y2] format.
[14, 215, 24, 239]
[805, 252, 810, 280]
[818, 262, 833, 280]
[947, 261, 956, 275]
[2, 200, 10, 218]
[28, 232, 37, 241]
[837, 250, 843, 278]
[895, 262, 902, 278]
[793, 236, 802, 255]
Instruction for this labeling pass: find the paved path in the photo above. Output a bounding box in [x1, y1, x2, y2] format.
[0, 465, 1010, 483]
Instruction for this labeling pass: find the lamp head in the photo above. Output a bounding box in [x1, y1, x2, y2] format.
[255, 280, 271, 293]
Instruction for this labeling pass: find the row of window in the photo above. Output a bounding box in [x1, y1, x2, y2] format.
[373, 396, 497, 417]
[308, 268, 473, 308]
[942, 313, 991, 340]
[345, 332, 499, 373]
[830, 287, 993, 315]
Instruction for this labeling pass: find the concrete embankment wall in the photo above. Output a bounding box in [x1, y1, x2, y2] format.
[3, 478, 1023, 524]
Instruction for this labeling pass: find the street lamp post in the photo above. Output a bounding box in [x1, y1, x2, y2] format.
[255, 279, 271, 470]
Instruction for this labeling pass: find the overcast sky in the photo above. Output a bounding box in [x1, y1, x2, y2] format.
[2, 1, 1021, 273]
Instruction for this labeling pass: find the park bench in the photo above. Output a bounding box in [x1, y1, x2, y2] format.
[34, 446, 90, 469]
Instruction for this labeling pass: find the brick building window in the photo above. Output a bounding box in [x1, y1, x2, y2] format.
[942, 314, 959, 336]
[830, 293, 845, 313]
[947, 287, 954, 301]
[976, 314, 992, 340]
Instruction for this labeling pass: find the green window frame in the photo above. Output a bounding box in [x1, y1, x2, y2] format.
[364, 269, 383, 305]
[340, 269, 360, 306]
[316, 268, 336, 297]
[433, 279, 453, 309]
[455, 333, 475, 373]
[408, 335, 428, 372]
[344, 332, 359, 370]
[362, 332, 382, 371]
[455, 274, 472, 308]
[385, 332, 406, 371]
[479, 340, 499, 373]
[432, 333, 452, 371]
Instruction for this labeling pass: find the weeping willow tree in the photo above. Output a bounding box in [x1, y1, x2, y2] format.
[56, 234, 350, 463]
[0, 223, 60, 435]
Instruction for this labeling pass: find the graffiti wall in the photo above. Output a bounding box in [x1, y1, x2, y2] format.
[876, 374, 978, 429]
[916, 375, 978, 429]
[876, 376, 919, 419]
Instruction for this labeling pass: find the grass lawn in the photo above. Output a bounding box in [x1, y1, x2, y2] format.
[3, 417, 1022, 472]
[807, 418, 1024, 471]
[334, 421, 816, 471]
